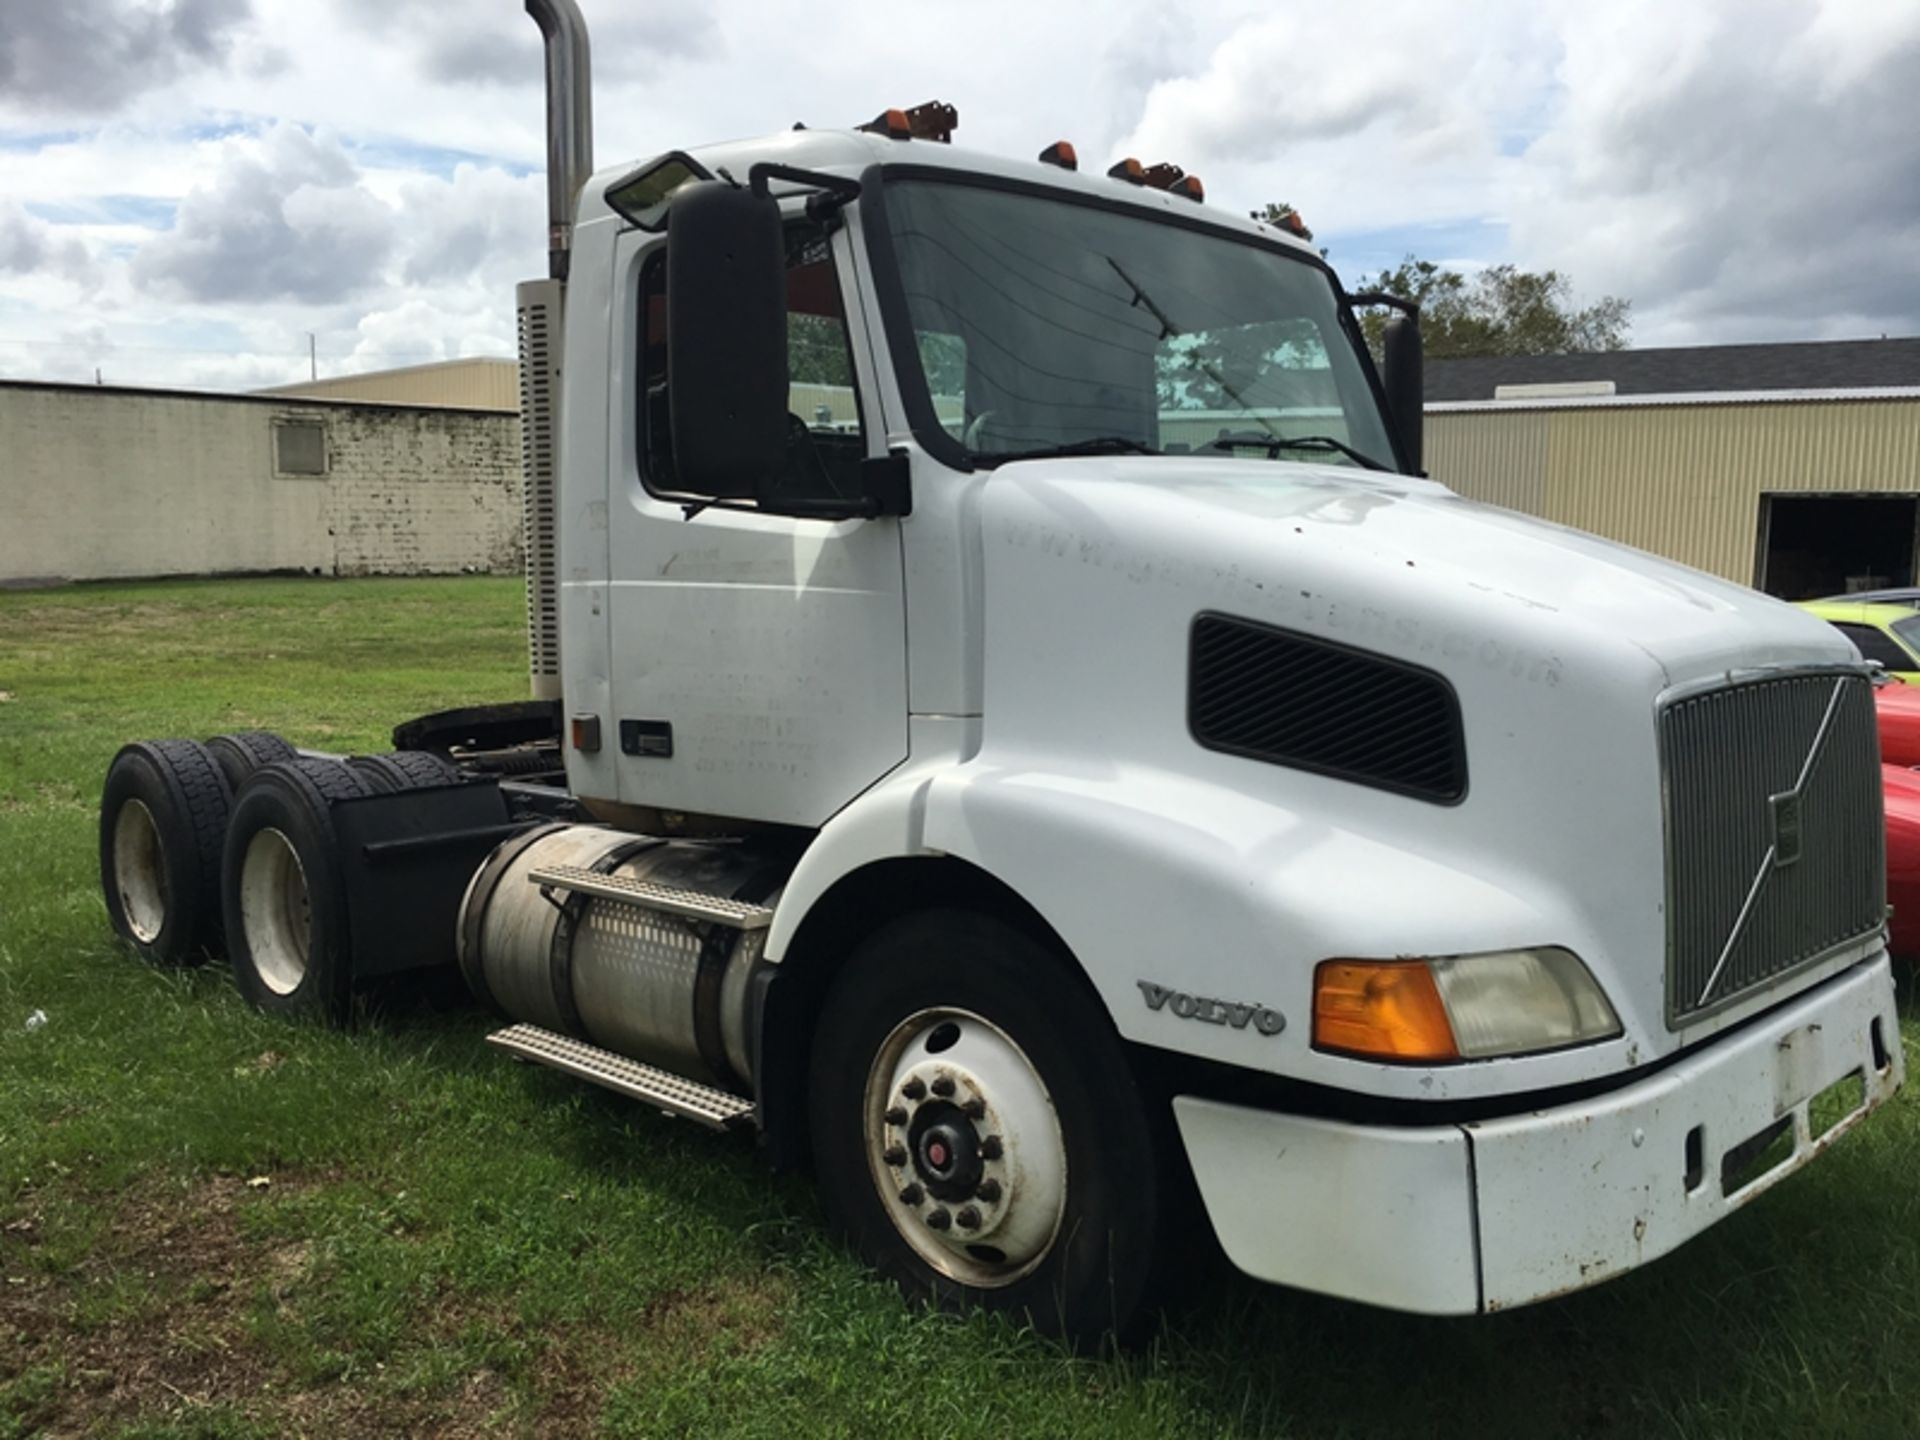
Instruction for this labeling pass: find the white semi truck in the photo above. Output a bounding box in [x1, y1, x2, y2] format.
[96, 1, 1901, 1343]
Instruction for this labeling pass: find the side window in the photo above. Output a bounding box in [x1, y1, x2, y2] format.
[915, 330, 968, 440]
[1833, 622, 1912, 670]
[638, 222, 867, 502]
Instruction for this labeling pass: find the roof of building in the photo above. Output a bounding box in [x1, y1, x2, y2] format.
[258, 356, 518, 411]
[1425, 337, 1920, 403]
[0, 376, 511, 416]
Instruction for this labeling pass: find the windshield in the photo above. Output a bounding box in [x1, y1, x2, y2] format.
[875, 178, 1402, 471]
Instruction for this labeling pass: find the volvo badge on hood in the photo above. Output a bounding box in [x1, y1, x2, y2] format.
[1138, 980, 1285, 1036]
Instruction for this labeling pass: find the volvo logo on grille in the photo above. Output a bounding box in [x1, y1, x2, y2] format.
[1770, 789, 1804, 866]
[1694, 676, 1852, 1009]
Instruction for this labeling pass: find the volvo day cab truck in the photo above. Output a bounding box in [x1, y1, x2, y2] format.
[96, 0, 1903, 1343]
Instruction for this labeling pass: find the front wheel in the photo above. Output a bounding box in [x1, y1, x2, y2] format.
[809, 910, 1174, 1347]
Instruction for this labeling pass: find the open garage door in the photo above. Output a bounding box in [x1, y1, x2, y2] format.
[1756, 493, 1919, 599]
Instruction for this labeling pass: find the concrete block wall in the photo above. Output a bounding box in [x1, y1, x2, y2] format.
[0, 382, 522, 585]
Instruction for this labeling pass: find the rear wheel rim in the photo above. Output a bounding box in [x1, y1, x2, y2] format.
[863, 1007, 1067, 1288]
[112, 799, 167, 944]
[240, 827, 312, 995]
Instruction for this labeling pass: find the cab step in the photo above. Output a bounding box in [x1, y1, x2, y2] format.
[525, 863, 774, 930]
[485, 1023, 754, 1130]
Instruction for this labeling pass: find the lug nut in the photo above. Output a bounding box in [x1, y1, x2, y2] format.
[931, 1076, 956, 1098]
[926, 1207, 953, 1231]
[956, 1205, 982, 1230]
[902, 1078, 927, 1101]
[980, 1135, 1004, 1160]
[976, 1178, 1002, 1203]
[899, 1183, 924, 1205]
[961, 1097, 986, 1120]
[884, 1106, 909, 1126]
[883, 1144, 907, 1167]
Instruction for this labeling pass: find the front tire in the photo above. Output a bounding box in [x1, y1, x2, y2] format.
[809, 910, 1172, 1347]
[221, 758, 373, 1025]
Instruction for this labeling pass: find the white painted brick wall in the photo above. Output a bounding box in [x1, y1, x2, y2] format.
[0, 383, 522, 584]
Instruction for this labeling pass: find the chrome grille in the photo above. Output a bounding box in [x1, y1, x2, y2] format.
[1662, 671, 1884, 1026]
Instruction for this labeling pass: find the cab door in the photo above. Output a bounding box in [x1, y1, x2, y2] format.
[602, 214, 908, 828]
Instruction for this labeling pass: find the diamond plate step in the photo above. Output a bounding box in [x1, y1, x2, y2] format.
[486, 1023, 754, 1130]
[526, 864, 774, 930]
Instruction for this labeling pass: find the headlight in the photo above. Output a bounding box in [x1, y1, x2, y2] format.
[1313, 948, 1622, 1063]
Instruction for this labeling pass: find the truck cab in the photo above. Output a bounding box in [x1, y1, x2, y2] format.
[520, 119, 1900, 1323]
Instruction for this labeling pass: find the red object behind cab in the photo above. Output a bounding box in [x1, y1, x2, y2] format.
[1875, 682, 1920, 768]
[1883, 762, 1920, 961]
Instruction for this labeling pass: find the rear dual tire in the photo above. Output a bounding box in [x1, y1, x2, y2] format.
[346, 750, 462, 793]
[222, 758, 374, 1025]
[205, 731, 298, 792]
[99, 740, 234, 967]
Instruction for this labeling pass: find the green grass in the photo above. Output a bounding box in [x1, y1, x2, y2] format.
[3, 575, 1919, 1437]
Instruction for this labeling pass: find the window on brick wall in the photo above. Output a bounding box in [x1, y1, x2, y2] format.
[274, 419, 328, 476]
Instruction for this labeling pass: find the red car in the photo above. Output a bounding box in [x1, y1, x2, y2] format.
[1875, 681, 1920, 768]
[1883, 763, 1920, 961]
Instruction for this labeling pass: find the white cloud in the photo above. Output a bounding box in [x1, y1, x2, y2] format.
[1509, 0, 1920, 342]
[0, 0, 1916, 392]
[132, 122, 393, 303]
[0, 203, 97, 286]
[0, 0, 253, 115]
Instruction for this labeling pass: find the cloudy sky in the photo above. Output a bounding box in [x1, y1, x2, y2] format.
[2, 0, 1916, 391]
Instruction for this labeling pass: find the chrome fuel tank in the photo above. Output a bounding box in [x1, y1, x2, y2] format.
[458, 825, 783, 1087]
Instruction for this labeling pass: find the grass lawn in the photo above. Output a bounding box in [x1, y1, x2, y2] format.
[2, 575, 1919, 1439]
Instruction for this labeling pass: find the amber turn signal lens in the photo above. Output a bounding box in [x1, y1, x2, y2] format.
[1038, 140, 1078, 170]
[1312, 960, 1460, 1062]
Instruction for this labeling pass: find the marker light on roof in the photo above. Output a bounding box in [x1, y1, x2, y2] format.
[1173, 175, 1205, 202]
[1038, 140, 1078, 171]
[860, 108, 913, 140]
[857, 101, 959, 143]
[1107, 157, 1146, 184]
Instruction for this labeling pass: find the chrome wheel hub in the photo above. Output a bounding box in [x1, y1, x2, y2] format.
[112, 799, 167, 944]
[864, 1008, 1066, 1287]
[240, 827, 311, 995]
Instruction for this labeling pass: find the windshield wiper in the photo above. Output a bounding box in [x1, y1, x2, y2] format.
[1205, 432, 1393, 472]
[986, 435, 1160, 463]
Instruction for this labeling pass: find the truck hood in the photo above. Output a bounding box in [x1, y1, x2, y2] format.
[958, 454, 1871, 1086]
[990, 456, 1852, 686]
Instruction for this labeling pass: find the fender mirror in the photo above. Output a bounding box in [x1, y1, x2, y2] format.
[666, 182, 789, 499]
[1381, 310, 1424, 474]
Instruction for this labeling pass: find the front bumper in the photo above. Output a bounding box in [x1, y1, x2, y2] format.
[1173, 953, 1903, 1314]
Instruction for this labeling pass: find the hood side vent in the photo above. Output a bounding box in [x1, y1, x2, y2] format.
[1188, 613, 1467, 804]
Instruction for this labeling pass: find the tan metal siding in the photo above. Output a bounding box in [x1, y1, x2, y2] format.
[261, 358, 520, 411]
[1428, 398, 1920, 584]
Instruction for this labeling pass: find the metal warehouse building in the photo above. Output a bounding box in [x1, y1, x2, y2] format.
[1424, 338, 1920, 599]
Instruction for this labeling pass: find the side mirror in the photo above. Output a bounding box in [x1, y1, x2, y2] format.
[1381, 310, 1424, 474]
[666, 183, 789, 499]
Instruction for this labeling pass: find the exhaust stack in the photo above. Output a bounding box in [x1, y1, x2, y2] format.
[519, 0, 593, 700]
[526, 0, 593, 282]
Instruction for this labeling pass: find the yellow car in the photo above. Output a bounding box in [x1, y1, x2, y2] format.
[1796, 600, 1920, 682]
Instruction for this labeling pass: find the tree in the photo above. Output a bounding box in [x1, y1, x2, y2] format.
[1352, 257, 1631, 358]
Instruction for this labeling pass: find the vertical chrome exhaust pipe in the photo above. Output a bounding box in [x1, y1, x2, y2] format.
[525, 0, 593, 281]
[519, 0, 592, 699]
